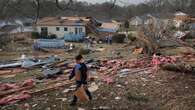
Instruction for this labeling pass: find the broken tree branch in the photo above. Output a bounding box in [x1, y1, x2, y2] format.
[34, 0, 40, 24]
[162, 63, 195, 73]
[55, 0, 76, 11]
[110, 0, 117, 9]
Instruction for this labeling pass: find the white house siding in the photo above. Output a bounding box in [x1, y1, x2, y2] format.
[36, 26, 86, 38]
[130, 17, 143, 26]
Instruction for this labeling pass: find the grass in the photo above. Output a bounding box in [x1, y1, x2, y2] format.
[127, 92, 149, 102]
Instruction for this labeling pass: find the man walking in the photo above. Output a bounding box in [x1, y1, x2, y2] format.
[69, 55, 92, 106]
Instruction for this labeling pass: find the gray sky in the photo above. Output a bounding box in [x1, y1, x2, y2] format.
[77, 0, 144, 5]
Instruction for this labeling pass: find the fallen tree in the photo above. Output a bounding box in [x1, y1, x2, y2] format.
[132, 15, 192, 55]
[162, 63, 195, 74]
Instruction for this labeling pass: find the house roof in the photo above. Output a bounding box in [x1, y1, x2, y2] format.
[175, 12, 188, 16]
[135, 13, 173, 21]
[0, 25, 19, 32]
[98, 22, 119, 33]
[130, 16, 143, 23]
[0, 20, 6, 28]
[101, 22, 119, 30]
[36, 17, 90, 26]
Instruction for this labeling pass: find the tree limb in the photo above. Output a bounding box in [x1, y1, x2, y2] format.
[110, 0, 117, 9]
[55, 0, 76, 11]
[34, 0, 40, 24]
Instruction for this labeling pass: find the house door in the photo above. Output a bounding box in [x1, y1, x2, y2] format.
[41, 27, 48, 37]
[75, 27, 78, 35]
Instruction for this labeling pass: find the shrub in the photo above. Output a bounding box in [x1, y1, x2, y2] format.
[128, 33, 136, 41]
[0, 34, 11, 48]
[169, 25, 177, 31]
[47, 34, 57, 39]
[31, 32, 40, 39]
[79, 48, 90, 55]
[32, 32, 58, 39]
[112, 34, 126, 43]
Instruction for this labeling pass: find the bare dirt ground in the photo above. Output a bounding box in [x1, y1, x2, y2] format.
[1, 43, 195, 110]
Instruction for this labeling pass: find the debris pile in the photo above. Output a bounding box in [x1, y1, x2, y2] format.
[88, 55, 177, 85]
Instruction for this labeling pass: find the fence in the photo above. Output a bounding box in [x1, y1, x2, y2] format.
[64, 33, 85, 42]
[33, 39, 65, 49]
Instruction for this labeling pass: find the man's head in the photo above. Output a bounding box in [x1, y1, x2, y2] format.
[75, 54, 83, 64]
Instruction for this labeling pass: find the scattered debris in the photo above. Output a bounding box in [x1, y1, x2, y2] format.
[99, 106, 110, 110]
[0, 91, 31, 105]
[115, 96, 121, 100]
[0, 79, 34, 97]
[162, 63, 195, 73]
[174, 31, 187, 39]
[102, 77, 114, 84]
[42, 67, 62, 78]
[78, 107, 85, 110]
[62, 89, 71, 93]
[88, 82, 99, 92]
[56, 98, 67, 102]
[132, 48, 143, 54]
[119, 69, 131, 76]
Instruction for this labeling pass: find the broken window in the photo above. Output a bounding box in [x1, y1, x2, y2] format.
[56, 27, 60, 31]
[75, 27, 78, 34]
[40, 27, 48, 37]
[64, 27, 68, 31]
[41, 27, 47, 32]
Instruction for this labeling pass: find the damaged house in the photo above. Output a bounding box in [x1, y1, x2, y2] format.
[0, 18, 34, 42]
[35, 17, 119, 41]
[129, 14, 170, 28]
[36, 17, 88, 41]
[173, 12, 190, 28]
[0, 18, 34, 34]
[129, 16, 143, 27]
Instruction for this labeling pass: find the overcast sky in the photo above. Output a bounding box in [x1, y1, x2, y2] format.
[77, 0, 145, 5]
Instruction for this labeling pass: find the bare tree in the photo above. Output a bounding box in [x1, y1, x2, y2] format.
[55, 0, 75, 11]
[0, 0, 11, 19]
[34, 0, 40, 23]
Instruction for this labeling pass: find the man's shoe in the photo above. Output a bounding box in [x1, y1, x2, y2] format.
[89, 96, 92, 100]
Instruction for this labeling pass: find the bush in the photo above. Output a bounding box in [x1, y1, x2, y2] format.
[128, 33, 136, 41]
[169, 25, 177, 31]
[47, 34, 57, 39]
[32, 32, 58, 39]
[79, 48, 90, 55]
[0, 34, 11, 48]
[112, 34, 126, 43]
[31, 32, 40, 39]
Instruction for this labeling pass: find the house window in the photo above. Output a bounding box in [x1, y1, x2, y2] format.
[64, 27, 68, 31]
[75, 27, 78, 34]
[79, 28, 83, 33]
[41, 27, 47, 31]
[56, 27, 60, 31]
[40, 27, 48, 36]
